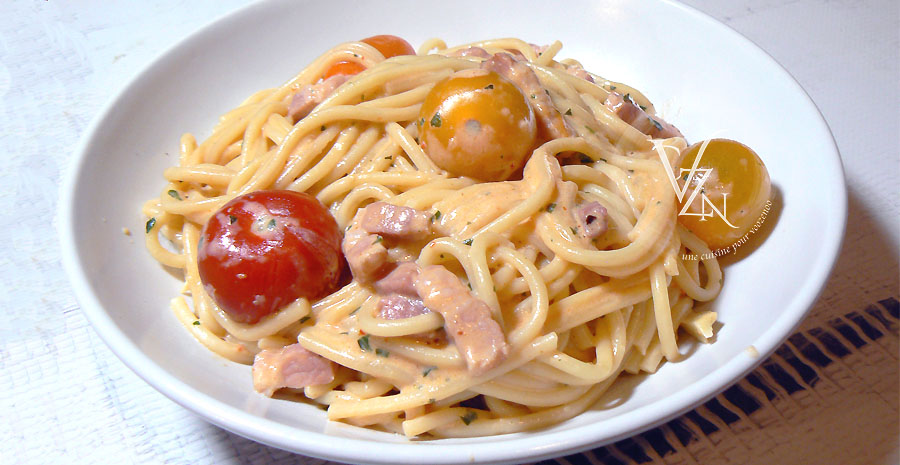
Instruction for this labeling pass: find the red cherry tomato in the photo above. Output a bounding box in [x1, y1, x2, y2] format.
[197, 190, 344, 324]
[324, 35, 415, 79]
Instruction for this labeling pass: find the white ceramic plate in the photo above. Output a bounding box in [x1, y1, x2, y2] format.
[59, 0, 846, 463]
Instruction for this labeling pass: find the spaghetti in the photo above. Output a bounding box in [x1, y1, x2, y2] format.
[143, 37, 724, 438]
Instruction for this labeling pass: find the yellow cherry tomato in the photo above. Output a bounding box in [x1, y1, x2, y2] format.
[676, 139, 772, 250]
[418, 69, 537, 181]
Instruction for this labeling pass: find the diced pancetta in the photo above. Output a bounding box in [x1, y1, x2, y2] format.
[288, 74, 349, 121]
[360, 202, 431, 241]
[481, 52, 571, 142]
[449, 46, 491, 59]
[342, 226, 389, 283]
[414, 265, 508, 375]
[604, 92, 682, 139]
[377, 293, 430, 320]
[374, 261, 421, 296]
[252, 343, 334, 397]
[577, 202, 608, 239]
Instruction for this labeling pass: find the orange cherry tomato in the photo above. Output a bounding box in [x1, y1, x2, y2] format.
[418, 69, 537, 181]
[324, 35, 415, 79]
[676, 139, 772, 250]
[197, 190, 344, 324]
[361, 34, 416, 59]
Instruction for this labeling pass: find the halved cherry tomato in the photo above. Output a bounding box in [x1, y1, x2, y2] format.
[676, 139, 771, 250]
[418, 69, 537, 181]
[197, 190, 344, 324]
[323, 35, 415, 79]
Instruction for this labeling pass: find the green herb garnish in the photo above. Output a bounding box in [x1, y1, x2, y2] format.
[460, 411, 477, 425]
[167, 190, 181, 200]
[357, 335, 371, 351]
[430, 113, 442, 127]
[145, 217, 156, 233]
[564, 108, 572, 116]
[423, 366, 436, 377]
[546, 203, 556, 213]
[375, 348, 390, 358]
[462, 238, 473, 246]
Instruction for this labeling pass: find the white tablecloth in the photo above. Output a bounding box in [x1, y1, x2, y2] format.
[2, 1, 897, 464]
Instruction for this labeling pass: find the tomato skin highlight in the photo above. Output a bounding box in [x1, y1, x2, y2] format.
[324, 35, 415, 78]
[197, 190, 344, 324]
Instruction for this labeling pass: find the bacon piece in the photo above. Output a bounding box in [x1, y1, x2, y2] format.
[564, 64, 595, 83]
[374, 261, 421, 296]
[288, 74, 349, 121]
[604, 92, 682, 139]
[360, 202, 431, 241]
[377, 294, 430, 320]
[342, 226, 389, 283]
[482, 52, 571, 142]
[415, 265, 508, 375]
[252, 343, 334, 396]
[577, 202, 608, 239]
[449, 46, 491, 59]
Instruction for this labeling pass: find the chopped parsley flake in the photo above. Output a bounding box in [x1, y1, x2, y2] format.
[564, 108, 572, 116]
[167, 190, 181, 200]
[192, 320, 200, 326]
[546, 203, 556, 213]
[430, 113, 442, 127]
[585, 125, 596, 134]
[432, 210, 441, 222]
[418, 117, 425, 126]
[375, 348, 390, 357]
[349, 307, 360, 315]
[530, 93, 536, 99]
[423, 366, 437, 377]
[460, 411, 477, 425]
[229, 215, 237, 224]
[299, 316, 311, 324]
[374, 235, 383, 243]
[267, 219, 276, 230]
[609, 85, 617, 90]
[570, 226, 579, 235]
[467, 282, 472, 291]
[145, 217, 156, 233]
[647, 116, 663, 131]
[357, 335, 371, 351]
[462, 238, 473, 246]
[484, 84, 494, 90]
